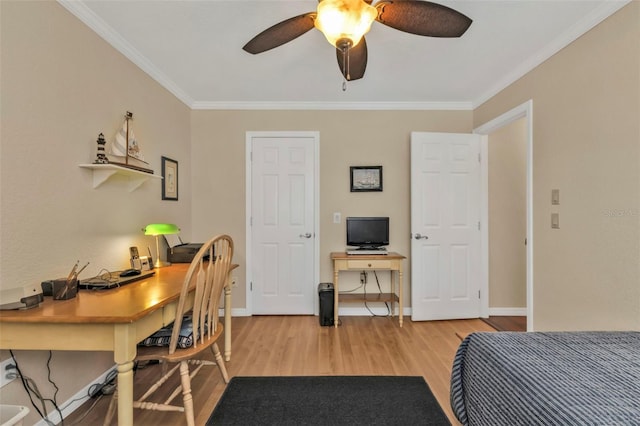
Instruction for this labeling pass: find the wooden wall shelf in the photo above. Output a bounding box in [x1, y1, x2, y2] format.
[79, 164, 161, 191]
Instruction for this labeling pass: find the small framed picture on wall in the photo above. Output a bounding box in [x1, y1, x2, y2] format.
[161, 156, 178, 200]
[350, 166, 383, 192]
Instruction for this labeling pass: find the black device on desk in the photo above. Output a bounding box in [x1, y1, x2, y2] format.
[79, 269, 155, 290]
[164, 235, 204, 263]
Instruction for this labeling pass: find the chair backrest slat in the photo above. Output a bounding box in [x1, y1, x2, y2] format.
[168, 235, 234, 354]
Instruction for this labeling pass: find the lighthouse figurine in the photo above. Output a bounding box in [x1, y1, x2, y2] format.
[94, 133, 109, 164]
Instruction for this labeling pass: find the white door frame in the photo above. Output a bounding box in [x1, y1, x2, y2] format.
[245, 131, 321, 315]
[474, 100, 534, 331]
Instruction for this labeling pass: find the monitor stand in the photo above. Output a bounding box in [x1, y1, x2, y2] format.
[346, 247, 388, 255]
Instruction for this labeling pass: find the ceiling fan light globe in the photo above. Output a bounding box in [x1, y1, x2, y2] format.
[315, 0, 377, 48]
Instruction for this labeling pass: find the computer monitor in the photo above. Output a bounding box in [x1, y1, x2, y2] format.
[346, 217, 389, 250]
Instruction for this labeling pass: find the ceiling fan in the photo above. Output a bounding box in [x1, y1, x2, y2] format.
[243, 0, 472, 84]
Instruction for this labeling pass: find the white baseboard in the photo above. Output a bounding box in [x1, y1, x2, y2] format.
[35, 366, 117, 426]
[338, 306, 412, 317]
[489, 307, 527, 316]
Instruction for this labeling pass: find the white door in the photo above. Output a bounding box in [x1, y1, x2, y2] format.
[411, 132, 481, 321]
[249, 133, 317, 314]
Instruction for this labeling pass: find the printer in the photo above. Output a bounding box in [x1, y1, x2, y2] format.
[164, 235, 203, 263]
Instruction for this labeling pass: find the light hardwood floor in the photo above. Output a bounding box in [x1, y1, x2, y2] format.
[65, 315, 496, 425]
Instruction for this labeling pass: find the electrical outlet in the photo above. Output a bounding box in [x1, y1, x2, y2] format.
[231, 276, 238, 288]
[0, 358, 17, 388]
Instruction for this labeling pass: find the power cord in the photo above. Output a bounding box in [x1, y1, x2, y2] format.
[9, 350, 63, 426]
[363, 270, 391, 317]
[88, 368, 117, 398]
[64, 369, 117, 426]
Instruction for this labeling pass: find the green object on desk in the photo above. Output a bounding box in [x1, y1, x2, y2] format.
[143, 223, 180, 268]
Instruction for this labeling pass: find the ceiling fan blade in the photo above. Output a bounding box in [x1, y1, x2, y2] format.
[243, 13, 316, 54]
[336, 38, 368, 81]
[376, 1, 472, 37]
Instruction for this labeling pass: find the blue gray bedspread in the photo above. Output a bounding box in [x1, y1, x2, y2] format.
[450, 331, 640, 425]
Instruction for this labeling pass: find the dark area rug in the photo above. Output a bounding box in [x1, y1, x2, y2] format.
[206, 375, 451, 425]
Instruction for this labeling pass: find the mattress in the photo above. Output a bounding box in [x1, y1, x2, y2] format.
[450, 331, 640, 425]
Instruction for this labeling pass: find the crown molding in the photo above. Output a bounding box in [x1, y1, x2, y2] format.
[472, 0, 631, 109]
[190, 101, 473, 111]
[57, 0, 195, 107]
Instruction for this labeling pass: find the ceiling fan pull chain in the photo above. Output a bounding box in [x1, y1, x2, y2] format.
[346, 46, 351, 81]
[342, 46, 348, 91]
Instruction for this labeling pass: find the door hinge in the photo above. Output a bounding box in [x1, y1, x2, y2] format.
[250, 281, 253, 291]
[478, 290, 481, 299]
[478, 153, 481, 163]
[477, 221, 481, 231]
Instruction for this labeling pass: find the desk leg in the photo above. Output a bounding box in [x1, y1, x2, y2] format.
[333, 268, 339, 328]
[114, 324, 137, 426]
[116, 361, 135, 425]
[390, 271, 396, 319]
[398, 269, 403, 327]
[224, 284, 232, 361]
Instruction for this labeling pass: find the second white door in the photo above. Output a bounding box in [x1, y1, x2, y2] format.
[411, 132, 482, 321]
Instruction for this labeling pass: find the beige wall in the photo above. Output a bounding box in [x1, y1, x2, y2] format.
[488, 118, 527, 309]
[191, 110, 473, 309]
[474, 2, 640, 331]
[0, 2, 191, 422]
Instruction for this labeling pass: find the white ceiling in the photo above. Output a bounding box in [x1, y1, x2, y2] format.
[59, 0, 629, 110]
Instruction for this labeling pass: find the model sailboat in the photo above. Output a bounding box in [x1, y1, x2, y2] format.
[108, 111, 153, 174]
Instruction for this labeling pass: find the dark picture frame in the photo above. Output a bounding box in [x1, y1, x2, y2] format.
[161, 156, 178, 200]
[350, 166, 383, 192]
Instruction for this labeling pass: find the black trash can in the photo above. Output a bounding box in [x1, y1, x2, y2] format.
[318, 283, 334, 326]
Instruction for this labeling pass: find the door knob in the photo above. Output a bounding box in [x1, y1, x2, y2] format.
[299, 233, 312, 238]
[414, 233, 429, 240]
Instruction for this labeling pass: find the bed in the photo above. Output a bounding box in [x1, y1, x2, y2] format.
[450, 331, 640, 425]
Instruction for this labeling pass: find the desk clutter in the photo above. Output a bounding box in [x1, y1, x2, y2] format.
[78, 269, 155, 290]
[42, 269, 155, 294]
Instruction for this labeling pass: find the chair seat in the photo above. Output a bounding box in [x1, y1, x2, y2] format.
[139, 314, 202, 349]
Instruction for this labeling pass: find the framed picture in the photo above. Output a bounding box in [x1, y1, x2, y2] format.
[161, 156, 178, 200]
[350, 166, 383, 192]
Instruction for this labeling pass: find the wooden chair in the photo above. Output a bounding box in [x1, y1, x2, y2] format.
[104, 234, 233, 426]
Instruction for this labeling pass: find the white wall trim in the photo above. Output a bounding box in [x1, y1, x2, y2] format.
[35, 366, 117, 426]
[192, 101, 473, 111]
[338, 306, 411, 317]
[489, 307, 527, 317]
[474, 99, 534, 332]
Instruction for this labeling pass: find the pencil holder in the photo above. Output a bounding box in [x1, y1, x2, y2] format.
[53, 278, 78, 300]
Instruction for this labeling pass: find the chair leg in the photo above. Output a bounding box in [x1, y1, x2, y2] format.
[212, 343, 229, 383]
[179, 360, 195, 426]
[103, 390, 118, 426]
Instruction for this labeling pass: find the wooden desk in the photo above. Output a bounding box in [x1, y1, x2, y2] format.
[330, 252, 406, 327]
[0, 263, 236, 426]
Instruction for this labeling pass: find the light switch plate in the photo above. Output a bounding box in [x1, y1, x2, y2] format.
[551, 213, 560, 229]
[551, 189, 560, 205]
[333, 212, 341, 224]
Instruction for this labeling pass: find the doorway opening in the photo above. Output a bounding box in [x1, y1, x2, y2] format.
[475, 100, 534, 331]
